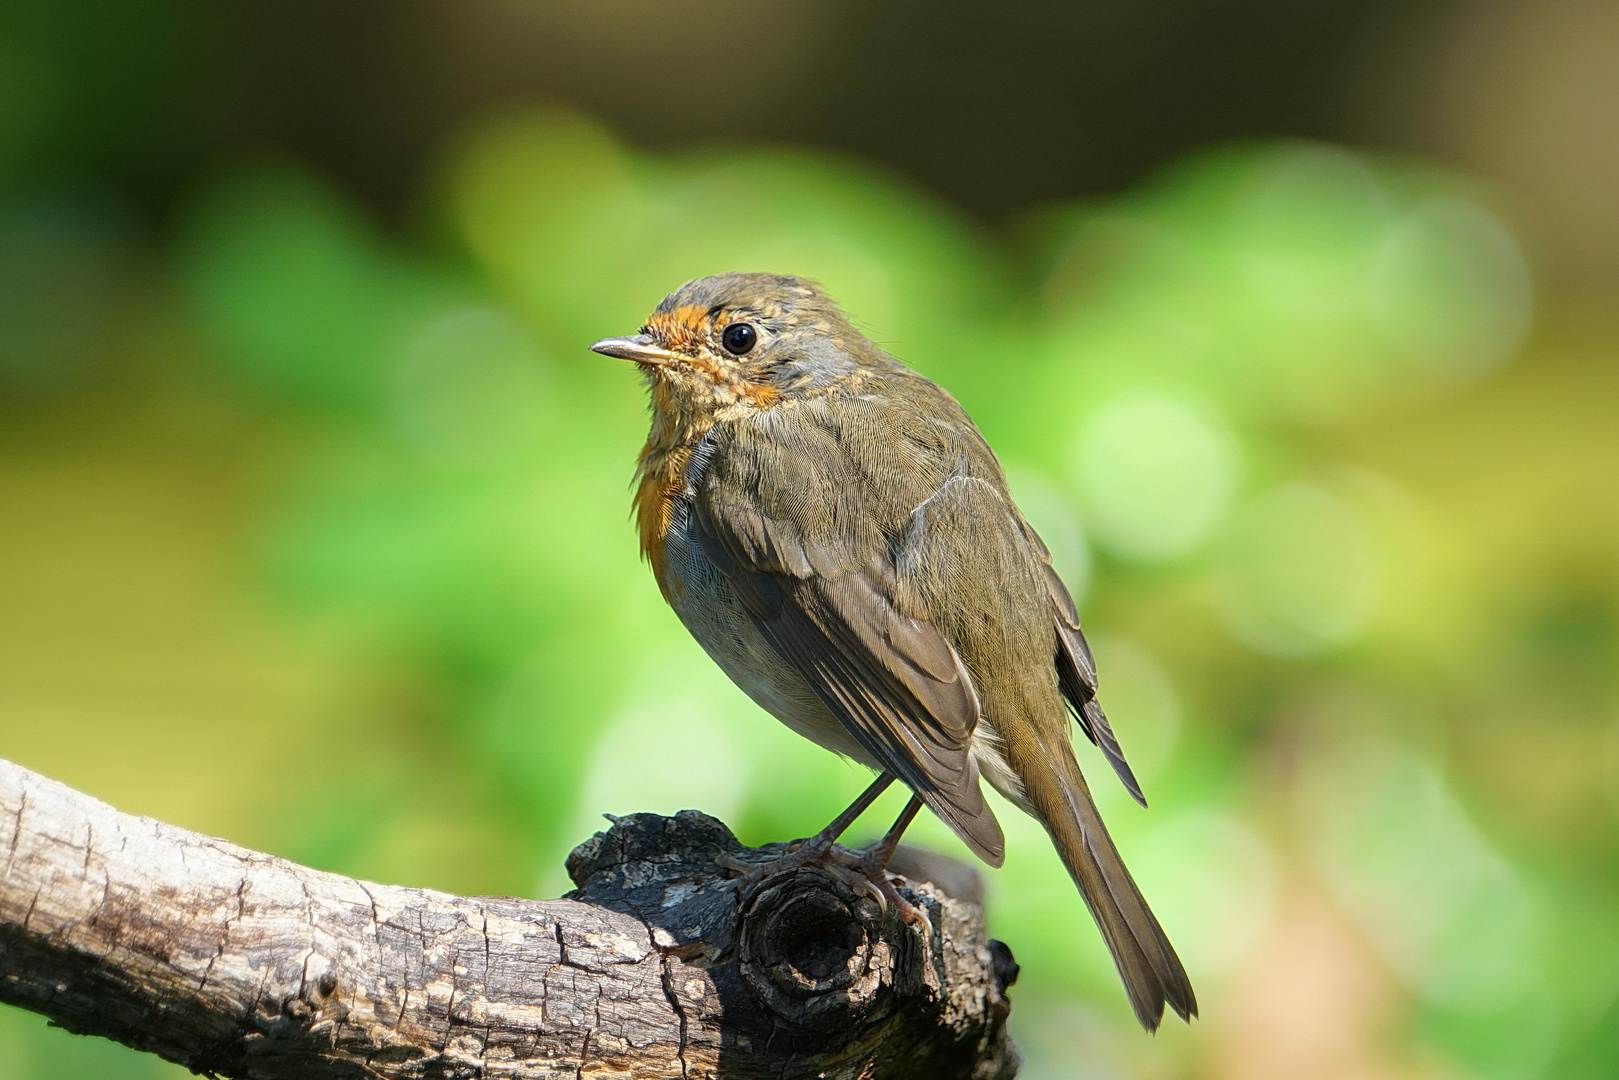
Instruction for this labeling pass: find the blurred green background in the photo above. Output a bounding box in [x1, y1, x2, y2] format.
[3, 2, 1618, 1078]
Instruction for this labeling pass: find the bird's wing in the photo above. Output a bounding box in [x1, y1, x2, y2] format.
[1019, 521, 1145, 806]
[693, 414, 1004, 866]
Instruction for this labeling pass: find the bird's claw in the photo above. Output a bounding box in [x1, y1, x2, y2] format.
[845, 849, 934, 949]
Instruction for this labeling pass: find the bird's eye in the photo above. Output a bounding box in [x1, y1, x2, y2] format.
[721, 322, 757, 356]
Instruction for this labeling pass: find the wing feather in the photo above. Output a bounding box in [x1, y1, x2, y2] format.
[1022, 523, 1146, 806]
[693, 423, 1005, 866]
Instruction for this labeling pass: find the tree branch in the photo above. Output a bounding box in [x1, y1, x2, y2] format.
[0, 758, 1019, 1078]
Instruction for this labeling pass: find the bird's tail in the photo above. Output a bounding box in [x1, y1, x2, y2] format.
[1016, 735, 1197, 1031]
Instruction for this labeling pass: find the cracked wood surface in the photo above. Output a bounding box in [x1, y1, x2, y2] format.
[0, 758, 1019, 1078]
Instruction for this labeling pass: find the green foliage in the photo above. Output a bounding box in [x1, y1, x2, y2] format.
[4, 106, 1618, 1079]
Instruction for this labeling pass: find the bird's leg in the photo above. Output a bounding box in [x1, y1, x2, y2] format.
[855, 793, 923, 872]
[801, 771, 898, 854]
[715, 773, 894, 878]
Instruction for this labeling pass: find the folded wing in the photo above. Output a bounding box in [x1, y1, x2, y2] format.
[693, 416, 1005, 865]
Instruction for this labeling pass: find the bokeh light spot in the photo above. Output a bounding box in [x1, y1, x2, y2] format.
[1230, 143, 1394, 320]
[1218, 482, 1382, 656]
[1071, 393, 1240, 561]
[1370, 198, 1533, 382]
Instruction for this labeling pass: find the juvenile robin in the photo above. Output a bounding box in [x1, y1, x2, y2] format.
[592, 273, 1196, 1031]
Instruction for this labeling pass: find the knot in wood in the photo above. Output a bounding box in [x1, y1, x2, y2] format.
[737, 867, 888, 1029]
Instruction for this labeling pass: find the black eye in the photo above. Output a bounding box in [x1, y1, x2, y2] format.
[721, 322, 757, 356]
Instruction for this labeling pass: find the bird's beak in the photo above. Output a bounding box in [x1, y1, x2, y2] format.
[590, 334, 677, 366]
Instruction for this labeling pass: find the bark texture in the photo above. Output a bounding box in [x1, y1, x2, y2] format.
[0, 758, 1019, 1078]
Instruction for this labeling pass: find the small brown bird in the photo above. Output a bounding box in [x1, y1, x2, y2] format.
[592, 273, 1196, 1031]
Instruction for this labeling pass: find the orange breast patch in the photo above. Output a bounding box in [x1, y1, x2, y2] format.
[634, 442, 691, 602]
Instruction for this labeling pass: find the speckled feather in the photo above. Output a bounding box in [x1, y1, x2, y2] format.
[604, 272, 1195, 1031]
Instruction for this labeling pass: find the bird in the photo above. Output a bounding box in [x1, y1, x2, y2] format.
[591, 272, 1196, 1032]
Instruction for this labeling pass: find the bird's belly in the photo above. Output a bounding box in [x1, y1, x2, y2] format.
[660, 519, 877, 768]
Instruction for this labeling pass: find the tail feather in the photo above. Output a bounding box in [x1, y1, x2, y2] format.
[1019, 737, 1197, 1031]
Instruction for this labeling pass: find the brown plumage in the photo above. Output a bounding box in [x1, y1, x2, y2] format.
[592, 272, 1196, 1031]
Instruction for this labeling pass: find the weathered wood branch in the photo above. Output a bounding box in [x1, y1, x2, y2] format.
[0, 758, 1019, 1078]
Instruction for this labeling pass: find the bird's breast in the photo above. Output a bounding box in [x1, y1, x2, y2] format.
[635, 420, 727, 596]
[640, 430, 876, 767]
[634, 461, 682, 601]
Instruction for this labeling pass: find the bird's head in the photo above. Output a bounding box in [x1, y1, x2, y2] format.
[592, 273, 881, 421]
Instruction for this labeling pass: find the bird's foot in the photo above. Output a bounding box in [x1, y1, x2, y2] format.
[838, 841, 934, 948]
[713, 830, 837, 885]
[716, 837, 933, 944]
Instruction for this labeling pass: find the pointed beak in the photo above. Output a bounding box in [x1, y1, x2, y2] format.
[590, 334, 677, 366]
